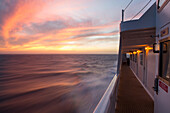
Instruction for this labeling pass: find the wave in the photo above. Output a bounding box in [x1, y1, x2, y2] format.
[0, 54, 117, 113]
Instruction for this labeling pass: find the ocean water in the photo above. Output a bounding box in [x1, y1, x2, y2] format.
[0, 54, 117, 113]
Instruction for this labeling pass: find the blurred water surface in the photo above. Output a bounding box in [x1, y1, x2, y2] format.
[0, 54, 117, 113]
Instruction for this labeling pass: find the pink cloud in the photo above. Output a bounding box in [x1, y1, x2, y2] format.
[0, 0, 120, 54]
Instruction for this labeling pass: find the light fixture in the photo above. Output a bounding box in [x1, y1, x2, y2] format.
[137, 50, 142, 53]
[133, 51, 137, 54]
[145, 46, 153, 50]
[126, 52, 132, 54]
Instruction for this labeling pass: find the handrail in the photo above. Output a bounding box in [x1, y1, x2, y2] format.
[131, 0, 152, 20]
[93, 74, 119, 113]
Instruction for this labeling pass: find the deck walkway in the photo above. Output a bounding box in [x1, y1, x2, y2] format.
[115, 64, 154, 113]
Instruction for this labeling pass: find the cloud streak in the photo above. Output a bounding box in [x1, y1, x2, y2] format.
[0, 0, 120, 54]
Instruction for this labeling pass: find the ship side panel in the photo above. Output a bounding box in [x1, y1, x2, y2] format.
[155, 1, 170, 113]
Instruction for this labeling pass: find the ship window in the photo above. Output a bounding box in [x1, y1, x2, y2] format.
[140, 52, 143, 65]
[135, 54, 137, 63]
[158, 0, 166, 8]
[157, 0, 169, 11]
[126, 53, 130, 58]
[159, 41, 170, 81]
[130, 54, 132, 60]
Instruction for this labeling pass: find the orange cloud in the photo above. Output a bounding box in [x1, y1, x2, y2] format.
[0, 0, 120, 54]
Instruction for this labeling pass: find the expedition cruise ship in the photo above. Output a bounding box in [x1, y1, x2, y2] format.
[93, 0, 170, 113]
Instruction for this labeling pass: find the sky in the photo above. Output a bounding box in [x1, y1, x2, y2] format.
[0, 0, 155, 54]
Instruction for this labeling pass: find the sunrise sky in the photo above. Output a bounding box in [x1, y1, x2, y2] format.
[0, 0, 155, 54]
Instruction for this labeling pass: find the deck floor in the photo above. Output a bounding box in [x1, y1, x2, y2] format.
[115, 64, 154, 113]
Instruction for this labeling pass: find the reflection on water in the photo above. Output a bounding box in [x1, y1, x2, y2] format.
[0, 54, 117, 113]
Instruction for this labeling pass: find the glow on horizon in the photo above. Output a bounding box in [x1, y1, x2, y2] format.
[0, 0, 155, 54]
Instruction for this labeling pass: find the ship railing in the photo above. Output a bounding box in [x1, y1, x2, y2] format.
[93, 73, 120, 113]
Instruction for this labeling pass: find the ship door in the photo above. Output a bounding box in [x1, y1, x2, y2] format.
[135, 54, 138, 76]
[154, 40, 170, 113]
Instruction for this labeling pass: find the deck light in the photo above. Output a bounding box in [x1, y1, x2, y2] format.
[126, 51, 133, 54]
[145, 46, 153, 51]
[126, 52, 132, 54]
[137, 50, 142, 53]
[133, 51, 137, 54]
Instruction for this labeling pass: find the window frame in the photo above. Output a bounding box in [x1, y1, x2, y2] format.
[135, 54, 137, 63]
[140, 52, 143, 65]
[130, 54, 132, 60]
[157, 0, 170, 12]
[159, 40, 170, 84]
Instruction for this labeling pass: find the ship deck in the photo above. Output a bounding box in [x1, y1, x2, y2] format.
[115, 64, 154, 113]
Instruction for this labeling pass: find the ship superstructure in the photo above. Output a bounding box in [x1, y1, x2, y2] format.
[93, 0, 170, 113]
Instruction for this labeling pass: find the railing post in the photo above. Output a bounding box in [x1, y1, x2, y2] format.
[122, 10, 124, 22]
[117, 36, 122, 75]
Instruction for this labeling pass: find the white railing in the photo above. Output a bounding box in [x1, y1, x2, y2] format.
[93, 74, 120, 113]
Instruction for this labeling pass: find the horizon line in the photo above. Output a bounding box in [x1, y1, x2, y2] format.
[0, 53, 118, 55]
